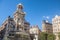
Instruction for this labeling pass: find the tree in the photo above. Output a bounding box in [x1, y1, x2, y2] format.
[58, 32, 60, 40]
[38, 32, 47, 40]
[47, 33, 56, 40]
[38, 32, 56, 40]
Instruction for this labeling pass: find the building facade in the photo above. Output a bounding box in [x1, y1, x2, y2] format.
[0, 3, 31, 40]
[29, 25, 41, 40]
[42, 20, 53, 33]
[52, 15, 60, 40]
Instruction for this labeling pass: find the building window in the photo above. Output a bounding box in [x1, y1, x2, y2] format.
[9, 34, 14, 36]
[24, 28, 27, 31]
[9, 34, 11, 36]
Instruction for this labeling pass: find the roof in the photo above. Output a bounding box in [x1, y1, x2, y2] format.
[24, 20, 30, 25]
[42, 20, 52, 25]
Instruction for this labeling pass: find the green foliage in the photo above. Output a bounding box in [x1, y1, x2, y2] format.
[47, 33, 56, 40]
[38, 32, 47, 40]
[58, 32, 60, 40]
[38, 32, 56, 40]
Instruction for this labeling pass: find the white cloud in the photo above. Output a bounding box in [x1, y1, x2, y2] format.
[46, 16, 49, 19]
[55, 15, 58, 18]
[43, 16, 50, 19]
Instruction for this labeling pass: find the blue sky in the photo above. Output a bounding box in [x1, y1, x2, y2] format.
[0, 0, 60, 30]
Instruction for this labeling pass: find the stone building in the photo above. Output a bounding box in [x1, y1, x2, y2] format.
[52, 15, 60, 40]
[42, 20, 53, 34]
[0, 3, 31, 40]
[29, 25, 41, 40]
